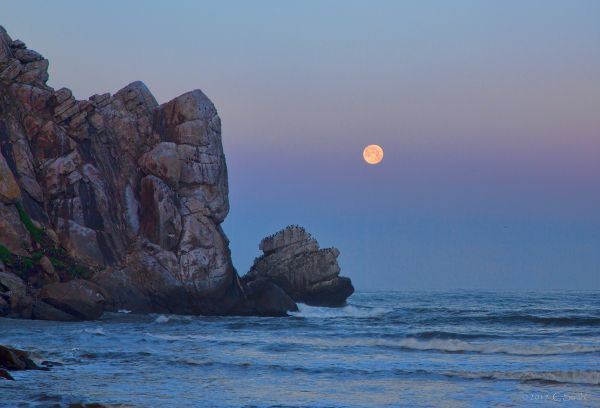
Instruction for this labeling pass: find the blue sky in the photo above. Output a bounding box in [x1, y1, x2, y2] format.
[2, 1, 599, 290]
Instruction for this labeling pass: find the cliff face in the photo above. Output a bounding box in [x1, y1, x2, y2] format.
[0, 26, 243, 316]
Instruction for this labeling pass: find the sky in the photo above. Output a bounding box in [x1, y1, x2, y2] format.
[2, 1, 599, 290]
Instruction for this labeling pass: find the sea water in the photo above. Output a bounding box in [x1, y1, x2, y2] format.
[1, 291, 599, 407]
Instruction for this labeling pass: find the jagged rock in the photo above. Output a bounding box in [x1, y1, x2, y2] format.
[0, 59, 21, 81]
[10, 39, 26, 49]
[0, 368, 13, 380]
[14, 48, 43, 63]
[245, 226, 354, 307]
[9, 83, 52, 112]
[54, 87, 72, 104]
[16, 59, 49, 86]
[39, 280, 105, 320]
[89, 92, 111, 109]
[0, 344, 49, 380]
[0, 345, 42, 371]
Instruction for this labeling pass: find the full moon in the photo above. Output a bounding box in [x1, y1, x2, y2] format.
[363, 144, 384, 165]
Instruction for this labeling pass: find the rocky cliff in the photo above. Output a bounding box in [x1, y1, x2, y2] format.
[0, 27, 352, 320]
[0, 26, 246, 318]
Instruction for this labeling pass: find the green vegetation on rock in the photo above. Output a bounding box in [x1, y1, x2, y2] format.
[0, 245, 12, 265]
[68, 264, 92, 279]
[49, 256, 91, 279]
[0, 244, 35, 276]
[15, 202, 43, 242]
[1, 204, 94, 282]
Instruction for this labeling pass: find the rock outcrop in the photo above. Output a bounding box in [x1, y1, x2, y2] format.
[0, 27, 346, 320]
[244, 226, 354, 306]
[0, 25, 248, 318]
[0, 344, 46, 380]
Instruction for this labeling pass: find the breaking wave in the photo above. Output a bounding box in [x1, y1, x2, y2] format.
[153, 314, 193, 324]
[392, 338, 600, 356]
[290, 304, 391, 319]
[82, 327, 106, 336]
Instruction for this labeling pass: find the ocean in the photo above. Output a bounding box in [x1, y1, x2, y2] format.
[1, 291, 599, 407]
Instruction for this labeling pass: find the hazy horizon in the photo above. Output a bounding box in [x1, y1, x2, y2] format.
[2, 0, 599, 291]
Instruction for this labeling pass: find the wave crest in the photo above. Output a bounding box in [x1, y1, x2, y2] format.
[393, 337, 600, 356]
[82, 327, 106, 336]
[290, 304, 391, 319]
[153, 314, 193, 324]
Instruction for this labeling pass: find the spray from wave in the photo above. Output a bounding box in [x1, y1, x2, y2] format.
[82, 327, 106, 336]
[153, 314, 193, 324]
[290, 303, 391, 319]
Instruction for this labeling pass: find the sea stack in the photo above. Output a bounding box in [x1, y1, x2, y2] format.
[244, 226, 354, 306]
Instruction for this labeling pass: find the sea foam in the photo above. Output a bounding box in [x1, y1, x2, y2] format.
[290, 303, 391, 319]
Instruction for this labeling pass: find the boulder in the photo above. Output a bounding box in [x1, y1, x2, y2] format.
[0, 344, 49, 380]
[245, 226, 354, 307]
[0, 369, 13, 380]
[39, 280, 105, 320]
[0, 345, 42, 371]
